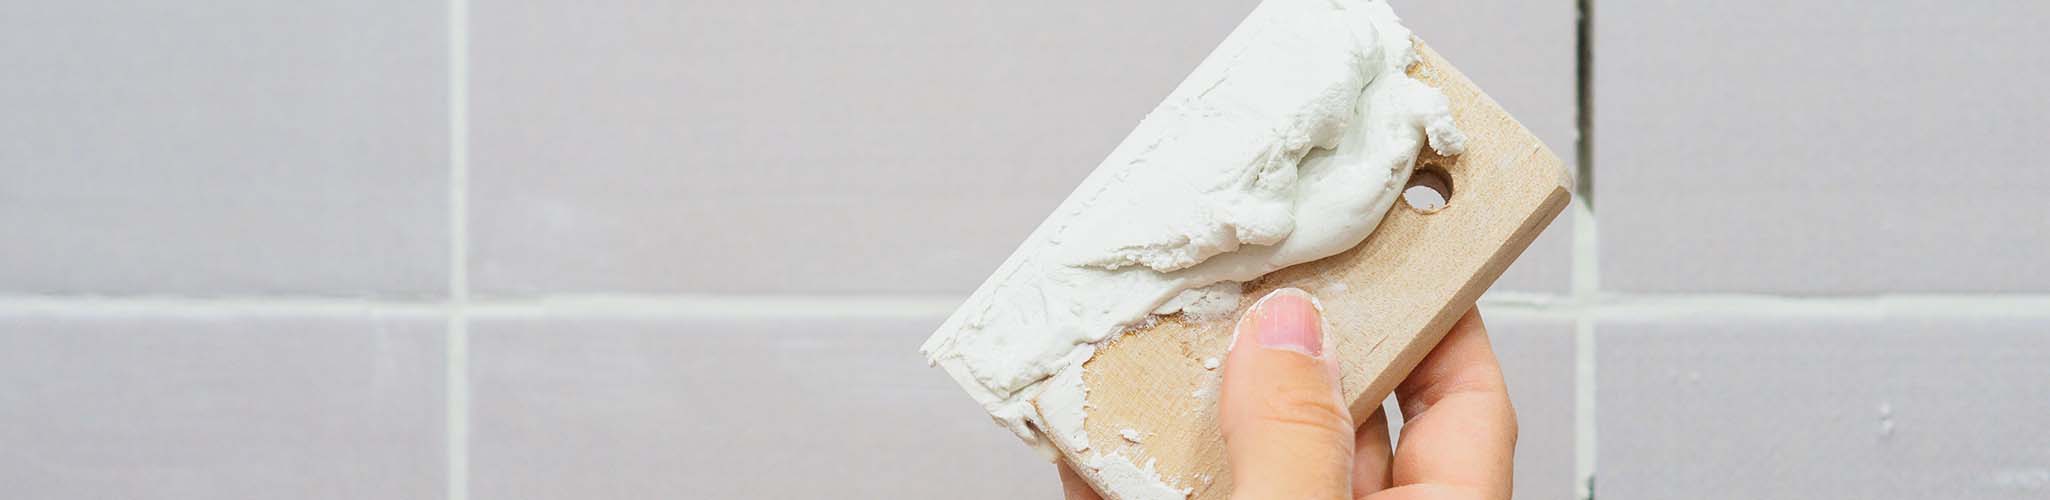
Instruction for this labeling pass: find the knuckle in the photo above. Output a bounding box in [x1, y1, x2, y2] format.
[1254, 382, 1350, 435]
[1505, 401, 1521, 446]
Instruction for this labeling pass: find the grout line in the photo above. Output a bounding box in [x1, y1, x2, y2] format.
[5, 292, 2050, 317]
[1596, 292, 2050, 320]
[1572, 202, 1599, 500]
[445, 317, 469, 500]
[1569, 195, 1600, 500]
[462, 293, 964, 319]
[1571, 1, 1598, 496]
[1572, 0, 1596, 211]
[1475, 290, 1580, 309]
[445, 318, 468, 500]
[1573, 315, 1597, 500]
[445, 0, 470, 498]
[0, 295, 446, 315]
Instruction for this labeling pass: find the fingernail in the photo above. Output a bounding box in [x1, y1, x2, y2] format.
[1250, 288, 1323, 356]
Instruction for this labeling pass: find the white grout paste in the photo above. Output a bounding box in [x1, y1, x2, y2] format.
[920, 0, 1460, 497]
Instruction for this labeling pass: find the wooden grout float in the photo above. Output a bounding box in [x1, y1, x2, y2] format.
[1046, 42, 1573, 498]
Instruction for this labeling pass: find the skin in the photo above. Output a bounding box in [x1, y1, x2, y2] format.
[1058, 289, 1517, 500]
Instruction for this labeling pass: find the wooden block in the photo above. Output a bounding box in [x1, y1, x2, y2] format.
[1047, 41, 1573, 499]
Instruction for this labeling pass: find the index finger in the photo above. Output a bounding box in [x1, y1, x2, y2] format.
[1387, 308, 1517, 498]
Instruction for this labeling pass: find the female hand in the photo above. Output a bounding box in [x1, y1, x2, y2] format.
[1059, 288, 1517, 499]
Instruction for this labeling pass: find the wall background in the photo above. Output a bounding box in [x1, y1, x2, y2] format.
[3, 1, 2045, 499]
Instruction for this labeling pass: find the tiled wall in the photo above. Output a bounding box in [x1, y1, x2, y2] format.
[1590, 1, 2050, 498]
[2, 1, 2044, 499]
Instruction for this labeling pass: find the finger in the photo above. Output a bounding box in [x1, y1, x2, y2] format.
[1361, 483, 1490, 500]
[1390, 309, 1517, 499]
[1220, 288, 1354, 499]
[1057, 460, 1104, 500]
[1351, 407, 1394, 499]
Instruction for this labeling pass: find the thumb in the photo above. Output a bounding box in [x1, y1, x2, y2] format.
[1220, 288, 1353, 499]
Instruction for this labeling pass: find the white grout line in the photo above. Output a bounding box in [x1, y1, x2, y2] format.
[7, 291, 2050, 318]
[445, 318, 468, 500]
[1597, 292, 2050, 320]
[1476, 290, 1580, 310]
[1573, 316, 1598, 500]
[445, 0, 471, 498]
[0, 295, 445, 315]
[444, 317, 469, 500]
[1572, 0, 1599, 494]
[1571, 199, 1599, 500]
[1570, 203, 1600, 300]
[463, 293, 963, 319]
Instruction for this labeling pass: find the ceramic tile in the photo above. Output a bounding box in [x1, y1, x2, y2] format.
[0, 1, 449, 296]
[469, 310, 1574, 498]
[469, 0, 1576, 294]
[1594, 0, 2050, 293]
[0, 311, 446, 499]
[1598, 315, 2050, 499]
[468, 313, 1056, 499]
[1487, 315, 1578, 500]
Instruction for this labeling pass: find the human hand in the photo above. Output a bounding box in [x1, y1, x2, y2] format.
[1058, 288, 1517, 499]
